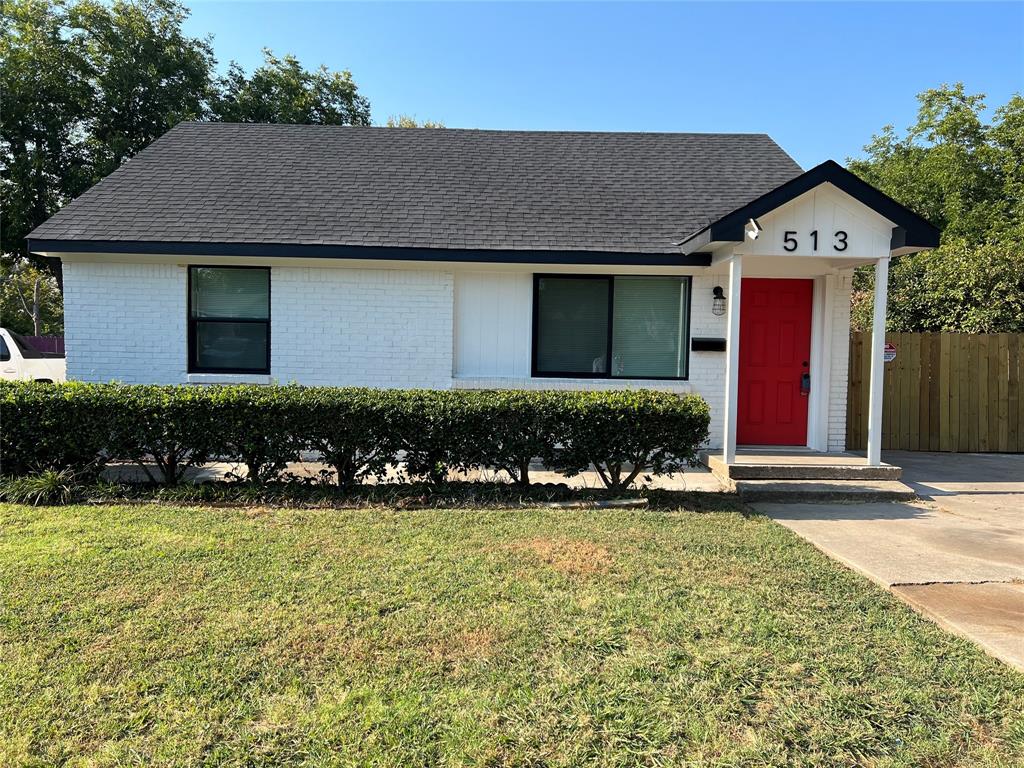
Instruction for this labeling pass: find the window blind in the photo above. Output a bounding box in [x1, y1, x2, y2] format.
[612, 277, 688, 378]
[535, 277, 610, 374]
[533, 275, 690, 379]
[191, 267, 269, 319]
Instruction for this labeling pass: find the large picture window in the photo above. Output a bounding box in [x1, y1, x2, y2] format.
[188, 266, 270, 374]
[532, 274, 690, 379]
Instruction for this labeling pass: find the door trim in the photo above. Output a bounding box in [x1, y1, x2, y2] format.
[806, 276, 828, 451]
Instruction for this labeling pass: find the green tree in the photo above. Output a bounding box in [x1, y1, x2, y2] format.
[852, 235, 1024, 333]
[385, 114, 445, 128]
[69, 0, 215, 179]
[0, 0, 92, 264]
[2, 0, 377, 268]
[0, 257, 64, 335]
[2, 0, 379, 333]
[848, 85, 1023, 332]
[1, 0, 212, 264]
[210, 49, 371, 125]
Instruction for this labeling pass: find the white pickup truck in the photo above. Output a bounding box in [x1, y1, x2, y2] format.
[0, 328, 66, 382]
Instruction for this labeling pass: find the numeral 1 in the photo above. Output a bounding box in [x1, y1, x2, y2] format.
[810, 230, 818, 250]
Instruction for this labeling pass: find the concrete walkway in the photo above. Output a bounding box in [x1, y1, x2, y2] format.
[756, 452, 1024, 672]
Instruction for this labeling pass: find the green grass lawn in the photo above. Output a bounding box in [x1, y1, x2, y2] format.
[1, 503, 1022, 767]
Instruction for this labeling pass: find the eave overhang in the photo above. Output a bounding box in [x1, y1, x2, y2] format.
[28, 239, 713, 268]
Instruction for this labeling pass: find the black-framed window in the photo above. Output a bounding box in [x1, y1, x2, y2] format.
[188, 266, 270, 374]
[532, 274, 691, 380]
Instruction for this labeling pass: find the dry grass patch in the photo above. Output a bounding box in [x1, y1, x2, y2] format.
[505, 536, 613, 576]
[425, 628, 500, 663]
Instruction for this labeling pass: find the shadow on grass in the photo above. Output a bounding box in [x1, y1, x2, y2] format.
[60, 478, 749, 515]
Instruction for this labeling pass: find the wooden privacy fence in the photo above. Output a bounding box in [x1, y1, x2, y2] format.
[847, 332, 1024, 453]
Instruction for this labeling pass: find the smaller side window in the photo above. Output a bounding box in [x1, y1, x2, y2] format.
[0, 336, 10, 362]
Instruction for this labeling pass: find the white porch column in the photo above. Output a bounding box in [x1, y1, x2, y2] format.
[723, 255, 743, 463]
[866, 256, 890, 466]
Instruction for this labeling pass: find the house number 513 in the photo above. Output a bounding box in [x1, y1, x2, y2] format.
[783, 230, 848, 252]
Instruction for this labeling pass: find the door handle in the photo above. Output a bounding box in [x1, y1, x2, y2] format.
[800, 372, 811, 396]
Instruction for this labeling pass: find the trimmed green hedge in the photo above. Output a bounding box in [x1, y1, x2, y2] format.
[0, 383, 710, 490]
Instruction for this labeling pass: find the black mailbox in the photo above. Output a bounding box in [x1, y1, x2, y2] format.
[691, 337, 727, 352]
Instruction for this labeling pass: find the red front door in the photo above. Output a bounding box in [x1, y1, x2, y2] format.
[737, 278, 813, 445]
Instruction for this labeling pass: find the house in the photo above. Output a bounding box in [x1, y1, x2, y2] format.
[27, 123, 938, 465]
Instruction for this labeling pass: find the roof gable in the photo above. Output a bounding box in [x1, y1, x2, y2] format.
[677, 160, 940, 256]
[733, 183, 896, 260]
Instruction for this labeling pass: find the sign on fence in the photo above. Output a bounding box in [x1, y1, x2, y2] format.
[883, 342, 897, 363]
[847, 332, 1023, 453]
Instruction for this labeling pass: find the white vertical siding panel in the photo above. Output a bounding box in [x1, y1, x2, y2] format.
[453, 272, 532, 377]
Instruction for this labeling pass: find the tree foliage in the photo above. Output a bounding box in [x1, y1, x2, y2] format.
[848, 84, 1023, 332]
[386, 114, 445, 128]
[209, 49, 370, 126]
[0, 0, 377, 272]
[69, 0, 215, 179]
[0, 258, 64, 335]
[0, 0, 93, 261]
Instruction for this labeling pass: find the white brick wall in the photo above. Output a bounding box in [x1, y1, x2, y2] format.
[687, 275, 729, 447]
[62, 262, 454, 388]
[271, 267, 453, 388]
[63, 261, 188, 383]
[828, 272, 853, 452]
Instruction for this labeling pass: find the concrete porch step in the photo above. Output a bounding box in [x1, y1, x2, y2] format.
[700, 452, 902, 481]
[735, 479, 916, 504]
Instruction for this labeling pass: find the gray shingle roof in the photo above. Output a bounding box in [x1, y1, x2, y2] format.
[29, 122, 803, 255]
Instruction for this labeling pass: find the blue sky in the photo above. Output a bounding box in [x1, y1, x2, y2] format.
[183, 1, 1023, 168]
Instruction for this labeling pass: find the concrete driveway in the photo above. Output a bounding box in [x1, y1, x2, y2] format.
[756, 452, 1024, 672]
[886, 450, 1024, 522]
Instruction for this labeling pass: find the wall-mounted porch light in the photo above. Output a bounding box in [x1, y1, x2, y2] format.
[712, 286, 727, 316]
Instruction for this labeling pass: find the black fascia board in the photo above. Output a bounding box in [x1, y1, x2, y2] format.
[28, 239, 714, 267]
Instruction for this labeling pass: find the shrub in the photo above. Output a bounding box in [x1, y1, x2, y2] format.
[0, 382, 113, 477]
[0, 383, 711, 491]
[107, 385, 221, 485]
[394, 389, 477, 484]
[299, 387, 401, 487]
[462, 390, 560, 486]
[207, 385, 306, 483]
[549, 390, 710, 491]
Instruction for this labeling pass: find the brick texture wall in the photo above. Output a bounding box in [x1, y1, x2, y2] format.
[828, 272, 853, 452]
[63, 261, 188, 383]
[271, 267, 453, 388]
[687, 275, 729, 447]
[62, 262, 454, 387]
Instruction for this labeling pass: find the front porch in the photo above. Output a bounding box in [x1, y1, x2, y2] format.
[678, 161, 939, 468]
[700, 447, 903, 481]
[699, 447, 915, 502]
